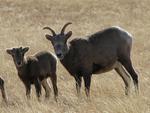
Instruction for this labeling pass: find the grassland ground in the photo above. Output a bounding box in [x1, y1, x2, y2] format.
[0, 0, 150, 113]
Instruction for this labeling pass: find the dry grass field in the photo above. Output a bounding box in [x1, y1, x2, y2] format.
[0, 0, 150, 113]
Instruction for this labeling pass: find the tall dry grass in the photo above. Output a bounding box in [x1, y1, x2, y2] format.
[0, 0, 150, 113]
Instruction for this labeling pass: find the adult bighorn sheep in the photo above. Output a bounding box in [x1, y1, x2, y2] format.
[0, 77, 7, 103]
[6, 47, 58, 101]
[43, 22, 139, 97]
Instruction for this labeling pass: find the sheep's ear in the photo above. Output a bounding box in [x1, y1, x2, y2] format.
[65, 31, 72, 40]
[22, 47, 29, 53]
[45, 34, 53, 41]
[6, 49, 13, 55]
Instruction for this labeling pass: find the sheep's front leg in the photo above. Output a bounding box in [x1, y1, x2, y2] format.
[83, 74, 91, 98]
[34, 78, 42, 101]
[24, 82, 31, 100]
[74, 75, 82, 97]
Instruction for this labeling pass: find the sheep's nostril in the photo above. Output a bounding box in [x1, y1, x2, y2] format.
[17, 61, 21, 65]
[57, 53, 62, 57]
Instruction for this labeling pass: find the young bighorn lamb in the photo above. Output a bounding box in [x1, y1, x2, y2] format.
[0, 77, 7, 102]
[43, 22, 139, 97]
[6, 47, 58, 101]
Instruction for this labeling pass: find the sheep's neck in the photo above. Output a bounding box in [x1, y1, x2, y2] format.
[16, 58, 27, 78]
[60, 46, 75, 75]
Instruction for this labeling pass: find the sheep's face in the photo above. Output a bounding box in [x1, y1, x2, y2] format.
[6, 47, 29, 67]
[46, 32, 72, 60]
[44, 22, 72, 60]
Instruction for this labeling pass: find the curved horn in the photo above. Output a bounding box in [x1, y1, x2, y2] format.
[43, 27, 56, 36]
[61, 22, 72, 34]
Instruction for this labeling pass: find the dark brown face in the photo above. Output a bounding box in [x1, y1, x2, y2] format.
[46, 32, 72, 60]
[43, 22, 72, 60]
[6, 47, 29, 67]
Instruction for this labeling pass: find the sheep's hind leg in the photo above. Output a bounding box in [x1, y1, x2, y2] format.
[34, 79, 42, 101]
[120, 58, 139, 94]
[115, 62, 131, 95]
[0, 79, 8, 103]
[50, 73, 58, 102]
[41, 79, 51, 98]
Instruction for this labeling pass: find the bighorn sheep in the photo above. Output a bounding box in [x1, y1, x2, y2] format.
[43, 22, 139, 97]
[6, 47, 58, 101]
[0, 77, 7, 102]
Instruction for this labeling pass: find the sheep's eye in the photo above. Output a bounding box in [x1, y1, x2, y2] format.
[12, 54, 15, 57]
